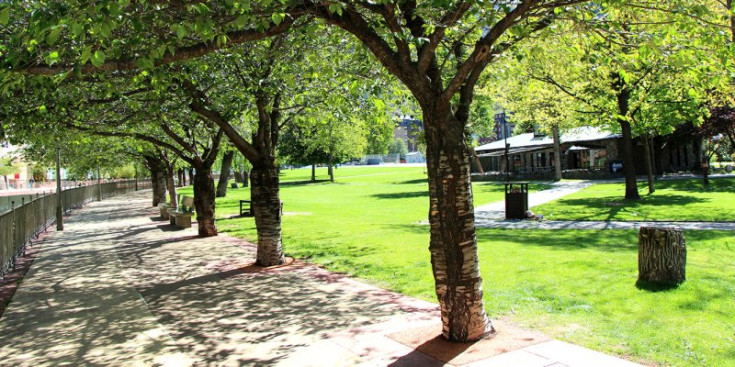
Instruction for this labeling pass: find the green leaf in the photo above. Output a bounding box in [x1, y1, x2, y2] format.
[91, 50, 106, 67]
[235, 14, 247, 28]
[271, 13, 285, 25]
[48, 51, 59, 62]
[176, 25, 186, 39]
[0, 8, 9, 26]
[47, 27, 63, 45]
[80, 46, 92, 64]
[217, 34, 228, 47]
[71, 23, 84, 37]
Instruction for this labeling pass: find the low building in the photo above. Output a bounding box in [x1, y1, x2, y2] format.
[472, 125, 703, 180]
[474, 127, 620, 178]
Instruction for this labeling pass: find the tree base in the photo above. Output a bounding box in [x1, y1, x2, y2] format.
[197, 218, 218, 237]
[638, 226, 686, 285]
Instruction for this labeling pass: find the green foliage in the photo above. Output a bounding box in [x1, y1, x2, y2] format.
[0, 157, 18, 176]
[387, 138, 408, 159]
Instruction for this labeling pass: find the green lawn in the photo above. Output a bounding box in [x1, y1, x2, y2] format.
[180, 167, 735, 366]
[534, 178, 735, 221]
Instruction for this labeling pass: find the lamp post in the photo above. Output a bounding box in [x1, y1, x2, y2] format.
[503, 111, 510, 182]
[55, 146, 63, 231]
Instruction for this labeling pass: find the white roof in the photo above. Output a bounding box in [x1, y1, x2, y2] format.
[475, 127, 620, 152]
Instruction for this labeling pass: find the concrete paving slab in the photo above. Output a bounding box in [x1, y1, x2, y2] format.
[462, 349, 553, 367]
[524, 340, 640, 367]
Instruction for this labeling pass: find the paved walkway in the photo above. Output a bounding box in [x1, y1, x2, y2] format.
[474, 181, 596, 220]
[0, 190, 641, 366]
[474, 180, 735, 231]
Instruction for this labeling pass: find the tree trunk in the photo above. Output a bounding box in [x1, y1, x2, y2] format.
[638, 227, 686, 285]
[234, 170, 244, 183]
[166, 164, 177, 210]
[242, 170, 249, 187]
[250, 163, 285, 266]
[193, 165, 217, 237]
[552, 125, 562, 181]
[311, 164, 316, 182]
[178, 169, 184, 187]
[643, 134, 655, 194]
[699, 137, 709, 186]
[328, 151, 334, 183]
[188, 168, 194, 187]
[216, 151, 235, 197]
[614, 72, 640, 200]
[146, 156, 167, 207]
[619, 120, 640, 200]
[423, 108, 493, 342]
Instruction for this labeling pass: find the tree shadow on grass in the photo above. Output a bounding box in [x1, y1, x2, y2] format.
[475, 228, 638, 252]
[549, 194, 708, 221]
[280, 179, 331, 186]
[657, 177, 735, 192]
[395, 178, 428, 185]
[634, 279, 682, 292]
[372, 191, 429, 200]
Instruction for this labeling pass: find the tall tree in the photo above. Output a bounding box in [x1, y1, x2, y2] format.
[300, 0, 602, 341]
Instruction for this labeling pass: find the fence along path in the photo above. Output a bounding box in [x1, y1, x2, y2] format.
[0, 179, 151, 278]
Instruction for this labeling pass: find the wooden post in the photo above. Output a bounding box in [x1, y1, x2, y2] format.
[638, 226, 686, 285]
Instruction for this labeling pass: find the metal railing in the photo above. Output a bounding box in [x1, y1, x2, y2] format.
[0, 179, 151, 278]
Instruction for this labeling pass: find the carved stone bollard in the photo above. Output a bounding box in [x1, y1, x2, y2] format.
[638, 226, 686, 285]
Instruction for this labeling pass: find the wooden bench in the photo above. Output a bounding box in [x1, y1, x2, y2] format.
[167, 195, 195, 228]
[240, 200, 284, 217]
[239, 200, 252, 216]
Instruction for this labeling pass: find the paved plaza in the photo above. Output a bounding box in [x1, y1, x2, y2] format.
[0, 190, 642, 366]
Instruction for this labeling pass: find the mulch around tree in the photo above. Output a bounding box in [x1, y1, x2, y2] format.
[388, 318, 550, 365]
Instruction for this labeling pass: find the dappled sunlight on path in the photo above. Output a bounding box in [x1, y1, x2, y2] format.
[0, 191, 436, 366]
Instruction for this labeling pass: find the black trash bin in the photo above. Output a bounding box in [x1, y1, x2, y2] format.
[505, 182, 529, 220]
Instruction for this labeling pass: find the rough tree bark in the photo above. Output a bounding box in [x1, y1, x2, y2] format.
[250, 162, 285, 266]
[424, 106, 494, 342]
[193, 165, 217, 237]
[698, 137, 709, 187]
[145, 155, 167, 207]
[638, 227, 686, 285]
[615, 72, 640, 200]
[166, 162, 178, 209]
[216, 150, 235, 197]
